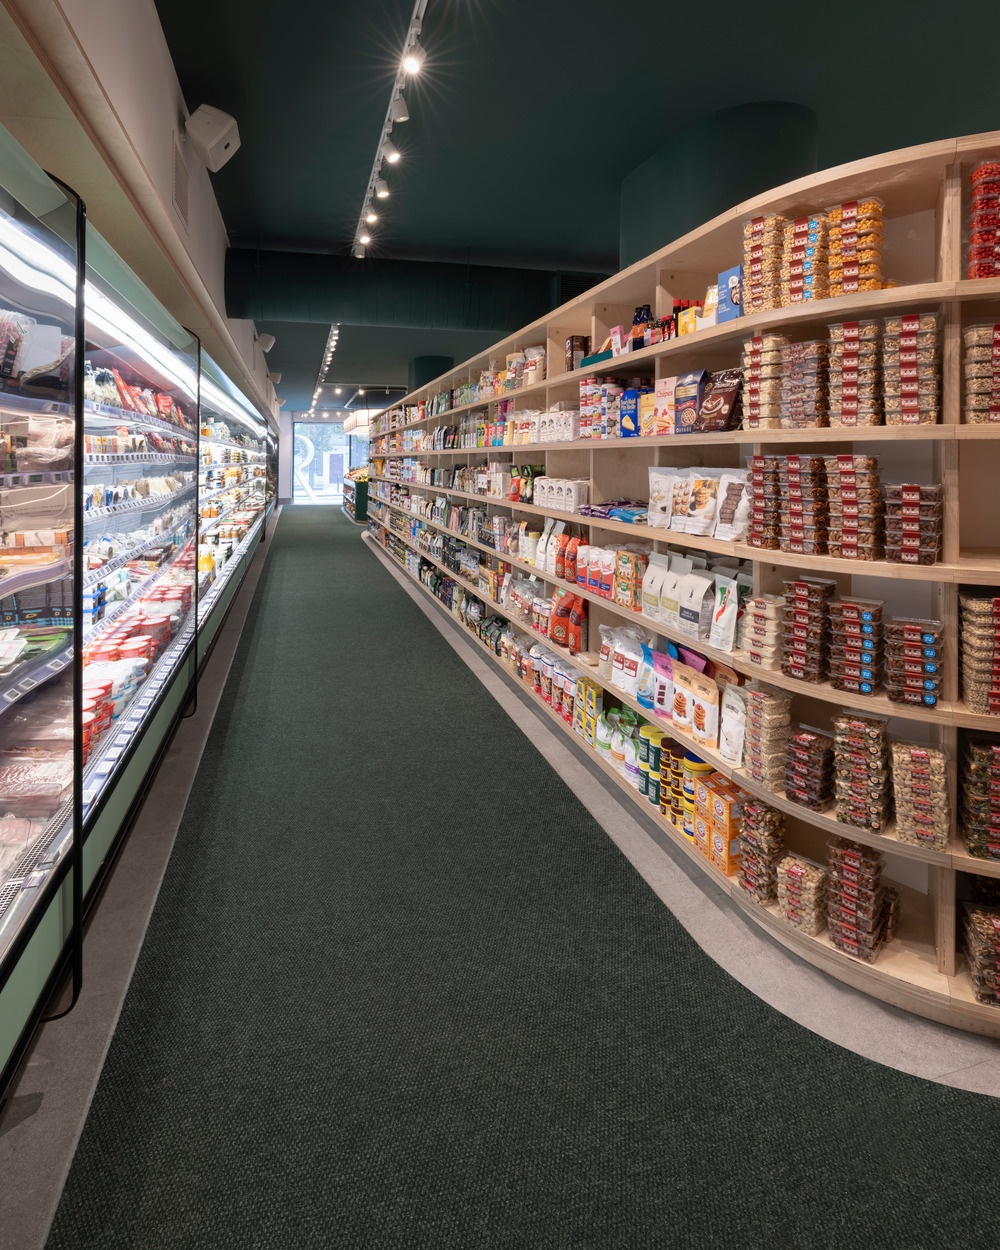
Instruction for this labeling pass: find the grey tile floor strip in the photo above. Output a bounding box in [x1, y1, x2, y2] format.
[0, 513, 281, 1250]
[363, 534, 1000, 1092]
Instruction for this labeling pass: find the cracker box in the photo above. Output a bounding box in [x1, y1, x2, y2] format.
[583, 680, 603, 717]
[653, 377, 677, 436]
[717, 265, 743, 322]
[573, 704, 587, 737]
[678, 306, 700, 336]
[639, 389, 657, 437]
[584, 713, 598, 746]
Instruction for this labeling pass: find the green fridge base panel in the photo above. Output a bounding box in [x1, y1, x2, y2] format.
[0, 527, 265, 1089]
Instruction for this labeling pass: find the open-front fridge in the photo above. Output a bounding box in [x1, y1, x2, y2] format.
[0, 125, 276, 1094]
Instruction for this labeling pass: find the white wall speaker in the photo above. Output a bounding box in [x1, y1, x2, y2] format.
[184, 104, 241, 172]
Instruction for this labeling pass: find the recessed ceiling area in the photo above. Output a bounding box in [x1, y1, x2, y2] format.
[154, 0, 1000, 413]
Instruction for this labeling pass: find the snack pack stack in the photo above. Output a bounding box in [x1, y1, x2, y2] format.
[966, 162, 1000, 281]
[780, 214, 829, 307]
[960, 737, 1000, 861]
[743, 684, 791, 791]
[738, 802, 786, 904]
[740, 593, 784, 672]
[778, 454, 828, 556]
[832, 711, 891, 831]
[828, 320, 883, 427]
[776, 854, 827, 935]
[742, 216, 786, 315]
[884, 483, 943, 566]
[890, 741, 950, 850]
[964, 903, 1000, 1004]
[784, 726, 834, 813]
[779, 341, 829, 429]
[827, 837, 899, 963]
[824, 455, 883, 562]
[746, 454, 781, 551]
[883, 313, 940, 427]
[781, 577, 836, 685]
[828, 598, 885, 698]
[885, 616, 944, 709]
[742, 334, 786, 430]
[963, 324, 1000, 424]
[960, 595, 1000, 717]
[827, 199, 885, 298]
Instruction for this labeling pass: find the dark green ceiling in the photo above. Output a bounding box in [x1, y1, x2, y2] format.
[154, 0, 1000, 411]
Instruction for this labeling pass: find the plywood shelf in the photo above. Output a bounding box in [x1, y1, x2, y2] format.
[366, 529, 1000, 1039]
[368, 130, 1000, 1039]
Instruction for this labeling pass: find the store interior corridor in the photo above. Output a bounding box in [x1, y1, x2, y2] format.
[4, 507, 1000, 1249]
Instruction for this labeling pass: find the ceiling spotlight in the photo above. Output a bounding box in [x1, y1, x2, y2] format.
[402, 41, 425, 74]
[364, 206, 378, 224]
[358, 232, 371, 246]
[359, 388, 366, 395]
[390, 94, 410, 123]
[353, 244, 366, 258]
[374, 178, 389, 199]
[257, 332, 276, 353]
[335, 387, 342, 395]
[381, 140, 400, 165]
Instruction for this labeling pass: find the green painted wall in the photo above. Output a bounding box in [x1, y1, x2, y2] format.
[409, 355, 454, 392]
[619, 102, 818, 269]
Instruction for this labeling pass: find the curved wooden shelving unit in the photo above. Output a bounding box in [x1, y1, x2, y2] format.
[367, 130, 1000, 1037]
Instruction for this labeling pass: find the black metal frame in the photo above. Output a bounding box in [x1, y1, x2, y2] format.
[37, 173, 85, 1023]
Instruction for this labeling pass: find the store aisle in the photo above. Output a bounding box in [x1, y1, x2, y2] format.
[47, 508, 999, 1248]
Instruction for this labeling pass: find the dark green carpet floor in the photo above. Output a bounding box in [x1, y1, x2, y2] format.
[47, 508, 1000, 1249]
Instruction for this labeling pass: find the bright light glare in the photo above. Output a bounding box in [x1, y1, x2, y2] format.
[402, 42, 425, 74]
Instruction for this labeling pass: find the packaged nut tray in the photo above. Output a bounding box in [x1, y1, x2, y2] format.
[963, 903, 1000, 1004]
[776, 854, 828, 934]
[780, 217, 829, 307]
[967, 165, 1000, 281]
[959, 737, 1000, 858]
[962, 323, 1000, 423]
[883, 482, 943, 565]
[832, 712, 890, 827]
[891, 740, 950, 849]
[829, 319, 882, 343]
[737, 802, 786, 903]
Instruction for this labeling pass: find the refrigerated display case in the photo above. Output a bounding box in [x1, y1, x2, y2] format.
[196, 359, 268, 639]
[79, 236, 199, 827]
[0, 125, 277, 1095]
[0, 134, 81, 1016]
